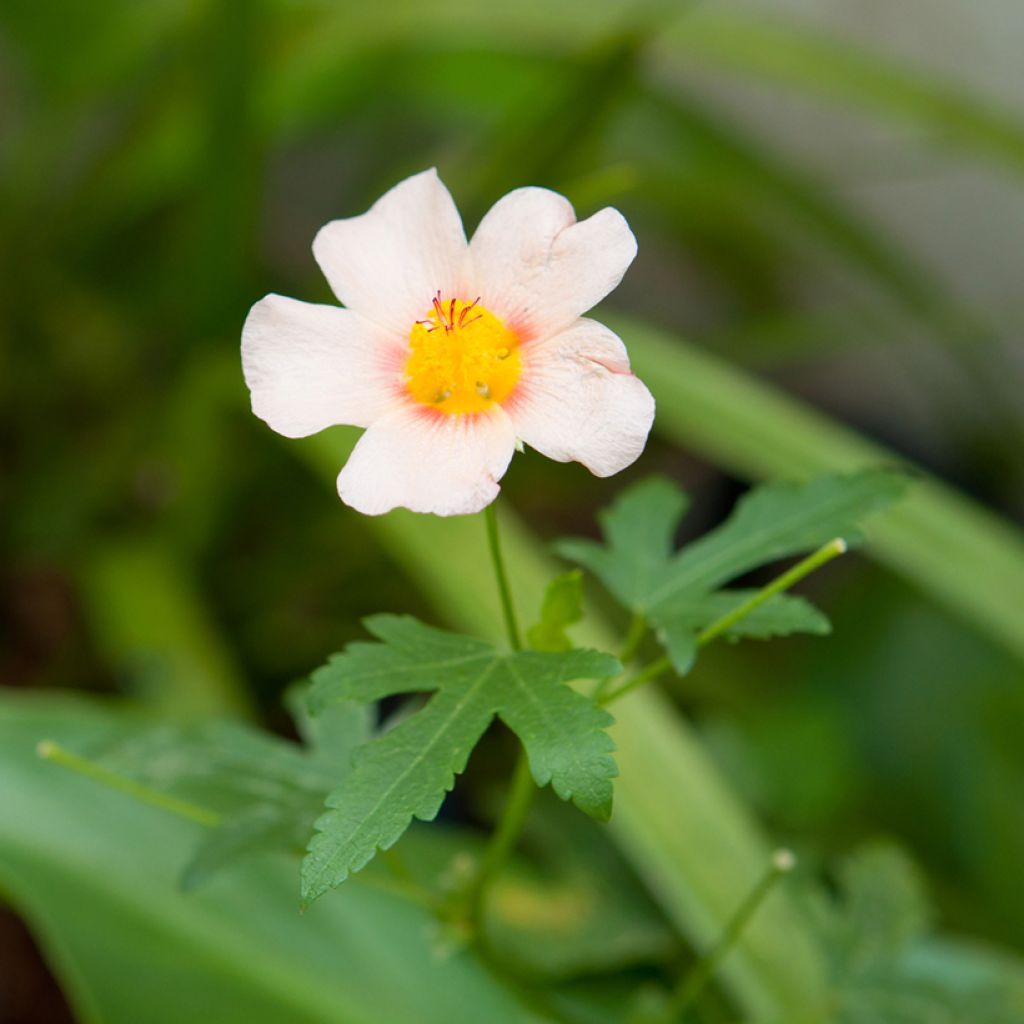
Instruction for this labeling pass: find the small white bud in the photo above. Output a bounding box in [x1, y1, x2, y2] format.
[772, 848, 797, 873]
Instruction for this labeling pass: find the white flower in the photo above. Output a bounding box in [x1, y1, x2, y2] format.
[242, 169, 655, 516]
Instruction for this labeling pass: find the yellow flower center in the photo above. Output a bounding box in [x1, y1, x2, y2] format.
[405, 295, 521, 415]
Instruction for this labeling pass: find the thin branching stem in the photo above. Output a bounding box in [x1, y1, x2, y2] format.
[38, 740, 445, 912]
[600, 538, 847, 705]
[696, 537, 847, 647]
[37, 740, 222, 827]
[661, 850, 796, 1022]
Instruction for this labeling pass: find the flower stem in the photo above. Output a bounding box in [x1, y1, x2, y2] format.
[467, 752, 535, 932]
[696, 538, 847, 648]
[661, 850, 796, 1021]
[466, 502, 535, 937]
[485, 502, 522, 652]
[600, 538, 847, 705]
[36, 739, 222, 828]
[599, 655, 672, 706]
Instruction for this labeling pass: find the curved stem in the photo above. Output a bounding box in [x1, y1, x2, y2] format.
[662, 850, 796, 1022]
[599, 655, 672, 705]
[601, 538, 848, 706]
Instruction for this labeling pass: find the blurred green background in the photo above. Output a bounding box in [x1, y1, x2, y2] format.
[2, 1, 1024, 1021]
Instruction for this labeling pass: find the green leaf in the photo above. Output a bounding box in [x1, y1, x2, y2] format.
[656, 593, 831, 675]
[615, 312, 1024, 667]
[810, 842, 931, 971]
[526, 570, 584, 652]
[556, 476, 687, 612]
[99, 719, 337, 816]
[693, 591, 831, 641]
[286, 686, 375, 775]
[805, 842, 1024, 1023]
[297, 431, 832, 1020]
[303, 615, 619, 903]
[558, 470, 900, 671]
[0, 693, 541, 1024]
[657, 470, 906, 602]
[97, 696, 374, 888]
[181, 803, 309, 892]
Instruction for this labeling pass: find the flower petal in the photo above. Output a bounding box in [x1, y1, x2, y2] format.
[313, 169, 468, 337]
[337, 406, 517, 516]
[469, 188, 637, 342]
[505, 318, 655, 477]
[242, 294, 404, 437]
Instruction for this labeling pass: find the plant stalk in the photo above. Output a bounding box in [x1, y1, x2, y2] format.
[36, 740, 222, 827]
[600, 538, 847, 705]
[466, 501, 537, 936]
[662, 850, 796, 1022]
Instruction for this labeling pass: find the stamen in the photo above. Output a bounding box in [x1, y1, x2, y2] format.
[406, 297, 521, 415]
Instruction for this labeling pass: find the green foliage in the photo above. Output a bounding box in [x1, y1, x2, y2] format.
[6, 2, 1024, 1019]
[808, 843, 1024, 1023]
[302, 615, 619, 903]
[526, 570, 585, 652]
[98, 699, 372, 888]
[557, 471, 904, 671]
[667, 9, 1024, 176]
[0, 694, 543, 1024]
[618, 315, 1024, 666]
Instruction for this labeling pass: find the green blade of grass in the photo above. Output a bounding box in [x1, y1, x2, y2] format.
[660, 9, 1024, 176]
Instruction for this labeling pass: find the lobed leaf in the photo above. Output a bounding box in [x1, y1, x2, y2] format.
[559, 470, 904, 672]
[656, 592, 831, 675]
[301, 616, 620, 903]
[556, 475, 687, 612]
[496, 649, 618, 820]
[303, 687, 495, 903]
[803, 842, 1024, 1023]
[650, 469, 907, 609]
